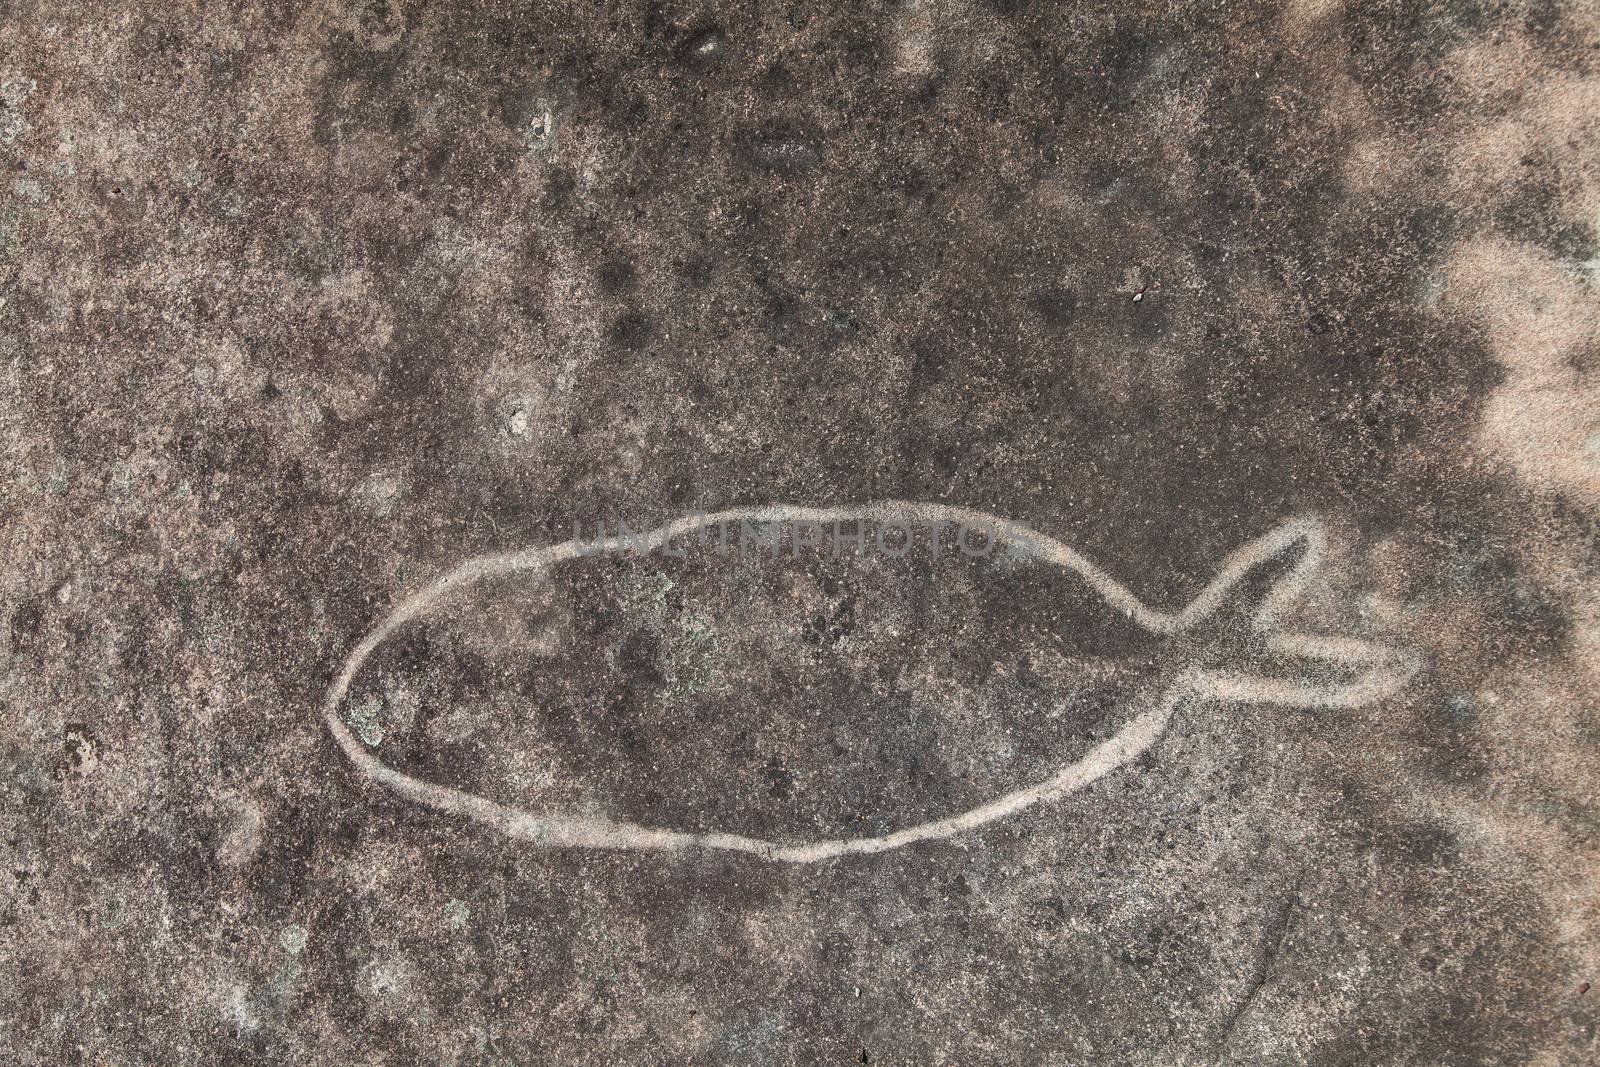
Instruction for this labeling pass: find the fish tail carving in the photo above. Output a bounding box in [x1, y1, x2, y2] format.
[1171, 516, 1420, 709]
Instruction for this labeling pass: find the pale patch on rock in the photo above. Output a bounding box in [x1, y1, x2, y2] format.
[0, 76, 35, 144]
[191, 336, 259, 402]
[317, 369, 380, 423]
[442, 568, 569, 660]
[318, 1, 407, 52]
[12, 177, 46, 204]
[332, 130, 405, 191]
[499, 392, 546, 444]
[61, 723, 98, 779]
[1442, 238, 1600, 503]
[1409, 686, 1600, 1000]
[522, 102, 558, 155]
[216, 791, 265, 867]
[352, 471, 405, 517]
[1281, 0, 1345, 37]
[889, 1, 938, 77]
[344, 692, 386, 747]
[279, 923, 309, 956]
[1339, 130, 1411, 197]
[359, 955, 421, 1009]
[1444, 39, 1600, 226]
[221, 978, 260, 1037]
[306, 268, 396, 358]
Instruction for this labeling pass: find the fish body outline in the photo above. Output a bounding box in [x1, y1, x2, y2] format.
[323, 502, 1417, 864]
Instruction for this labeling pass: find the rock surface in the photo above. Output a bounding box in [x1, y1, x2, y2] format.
[1, 1, 1596, 1063]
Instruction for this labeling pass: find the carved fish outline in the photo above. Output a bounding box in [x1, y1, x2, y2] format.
[323, 502, 1418, 863]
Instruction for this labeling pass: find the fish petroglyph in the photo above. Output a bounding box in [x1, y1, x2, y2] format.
[323, 502, 1418, 863]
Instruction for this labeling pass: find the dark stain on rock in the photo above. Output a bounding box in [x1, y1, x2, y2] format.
[7, 600, 42, 654]
[596, 258, 637, 295]
[1032, 288, 1077, 328]
[618, 627, 664, 687]
[610, 310, 651, 349]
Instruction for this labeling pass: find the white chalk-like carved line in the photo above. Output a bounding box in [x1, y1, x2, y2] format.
[322, 503, 1418, 863]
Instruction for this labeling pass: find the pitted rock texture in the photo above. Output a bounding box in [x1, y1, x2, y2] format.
[1, 1, 1597, 1064]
